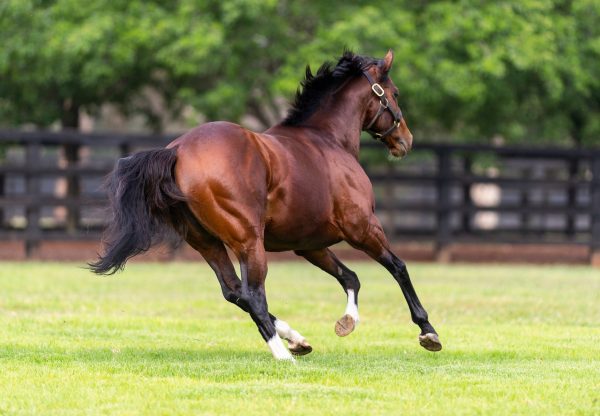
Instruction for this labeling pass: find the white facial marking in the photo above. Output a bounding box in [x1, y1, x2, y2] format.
[267, 334, 294, 361]
[275, 319, 306, 343]
[345, 289, 360, 323]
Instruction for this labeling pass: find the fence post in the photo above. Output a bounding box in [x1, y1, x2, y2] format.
[461, 154, 472, 234]
[25, 142, 41, 257]
[0, 171, 4, 229]
[436, 148, 452, 262]
[64, 143, 80, 235]
[383, 161, 396, 239]
[566, 157, 578, 238]
[590, 154, 600, 266]
[520, 166, 531, 236]
[120, 143, 131, 157]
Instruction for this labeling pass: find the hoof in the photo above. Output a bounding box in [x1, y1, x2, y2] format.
[419, 333, 442, 352]
[335, 314, 356, 337]
[288, 340, 313, 356]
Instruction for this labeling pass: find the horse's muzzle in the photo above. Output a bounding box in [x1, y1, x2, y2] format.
[390, 138, 410, 158]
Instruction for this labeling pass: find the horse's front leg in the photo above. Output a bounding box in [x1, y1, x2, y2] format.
[348, 217, 442, 352]
[295, 248, 361, 337]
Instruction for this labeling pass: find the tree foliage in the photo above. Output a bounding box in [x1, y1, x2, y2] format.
[0, 0, 598, 145]
[0, 0, 178, 128]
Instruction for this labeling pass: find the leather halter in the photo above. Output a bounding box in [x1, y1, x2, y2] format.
[362, 71, 403, 141]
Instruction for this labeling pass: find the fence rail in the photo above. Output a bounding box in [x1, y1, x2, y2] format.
[1, 130, 599, 261]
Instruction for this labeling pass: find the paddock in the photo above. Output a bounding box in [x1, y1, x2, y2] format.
[1, 261, 598, 414]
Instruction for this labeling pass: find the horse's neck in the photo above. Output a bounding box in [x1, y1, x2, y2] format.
[300, 93, 367, 158]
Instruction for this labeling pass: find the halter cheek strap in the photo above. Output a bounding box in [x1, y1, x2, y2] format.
[362, 71, 403, 141]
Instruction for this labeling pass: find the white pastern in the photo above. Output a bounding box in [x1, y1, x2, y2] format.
[267, 334, 294, 361]
[344, 289, 360, 323]
[275, 319, 306, 344]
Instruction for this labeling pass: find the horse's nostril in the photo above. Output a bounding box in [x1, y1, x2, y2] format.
[399, 138, 411, 153]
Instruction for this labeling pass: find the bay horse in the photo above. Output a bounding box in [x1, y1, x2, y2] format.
[90, 50, 442, 360]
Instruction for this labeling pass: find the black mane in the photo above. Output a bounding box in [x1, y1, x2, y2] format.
[282, 51, 379, 126]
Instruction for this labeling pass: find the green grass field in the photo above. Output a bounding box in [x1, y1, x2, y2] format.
[1, 261, 599, 415]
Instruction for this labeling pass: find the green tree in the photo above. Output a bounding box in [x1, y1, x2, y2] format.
[0, 0, 322, 130]
[156, 0, 323, 127]
[274, 0, 600, 146]
[1, 0, 598, 146]
[0, 0, 173, 128]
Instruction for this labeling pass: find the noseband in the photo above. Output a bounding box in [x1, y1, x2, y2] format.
[362, 71, 403, 141]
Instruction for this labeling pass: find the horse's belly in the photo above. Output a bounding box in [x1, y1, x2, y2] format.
[263, 205, 341, 252]
[264, 229, 342, 252]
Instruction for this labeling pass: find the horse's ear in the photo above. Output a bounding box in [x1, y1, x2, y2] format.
[381, 49, 394, 73]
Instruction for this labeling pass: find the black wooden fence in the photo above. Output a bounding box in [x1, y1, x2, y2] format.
[1, 130, 599, 260]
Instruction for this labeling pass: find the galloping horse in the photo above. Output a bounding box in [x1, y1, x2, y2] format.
[90, 50, 442, 360]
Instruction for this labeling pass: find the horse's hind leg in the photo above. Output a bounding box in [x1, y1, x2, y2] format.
[186, 232, 248, 310]
[187, 231, 311, 356]
[295, 249, 361, 337]
[273, 319, 312, 356]
[232, 240, 295, 360]
[348, 217, 442, 352]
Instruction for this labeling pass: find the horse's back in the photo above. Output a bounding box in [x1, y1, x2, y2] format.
[170, 121, 267, 192]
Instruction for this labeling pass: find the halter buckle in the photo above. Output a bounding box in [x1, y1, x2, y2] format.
[371, 83, 385, 97]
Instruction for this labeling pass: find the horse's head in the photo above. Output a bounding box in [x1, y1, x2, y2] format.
[362, 50, 413, 158]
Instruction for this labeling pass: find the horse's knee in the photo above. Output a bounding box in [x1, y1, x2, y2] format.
[392, 256, 406, 272]
[378, 252, 406, 276]
[390, 257, 409, 281]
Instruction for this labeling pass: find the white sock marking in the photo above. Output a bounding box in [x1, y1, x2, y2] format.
[267, 334, 294, 361]
[275, 319, 305, 343]
[345, 289, 359, 323]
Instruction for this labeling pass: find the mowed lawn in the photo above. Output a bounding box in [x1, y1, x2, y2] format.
[0, 261, 599, 415]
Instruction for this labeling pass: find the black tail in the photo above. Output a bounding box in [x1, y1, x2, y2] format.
[89, 147, 186, 275]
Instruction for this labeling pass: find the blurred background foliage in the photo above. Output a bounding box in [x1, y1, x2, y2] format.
[0, 0, 599, 146]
